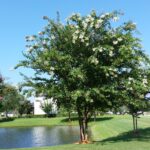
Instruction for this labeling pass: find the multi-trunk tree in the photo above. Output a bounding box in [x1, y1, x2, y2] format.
[16, 11, 150, 142]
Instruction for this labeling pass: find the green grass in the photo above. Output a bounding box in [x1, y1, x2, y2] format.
[0, 115, 150, 150]
[0, 117, 78, 127]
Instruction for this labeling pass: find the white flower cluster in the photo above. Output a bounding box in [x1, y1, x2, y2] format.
[92, 46, 103, 52]
[113, 37, 123, 45]
[82, 21, 88, 29]
[42, 40, 47, 45]
[68, 13, 81, 20]
[128, 77, 134, 84]
[108, 68, 118, 77]
[129, 87, 133, 91]
[118, 38, 123, 42]
[49, 66, 55, 76]
[44, 61, 49, 65]
[86, 15, 94, 22]
[142, 78, 148, 87]
[50, 66, 55, 71]
[143, 78, 148, 84]
[77, 74, 84, 80]
[95, 19, 103, 29]
[90, 56, 99, 65]
[109, 50, 113, 57]
[51, 35, 55, 40]
[100, 13, 110, 19]
[37, 58, 42, 63]
[112, 16, 119, 22]
[69, 12, 121, 47]
[113, 41, 118, 45]
[72, 29, 89, 45]
[81, 12, 108, 30]
[139, 94, 144, 99]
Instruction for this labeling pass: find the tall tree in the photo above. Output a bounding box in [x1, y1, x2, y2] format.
[16, 11, 150, 142]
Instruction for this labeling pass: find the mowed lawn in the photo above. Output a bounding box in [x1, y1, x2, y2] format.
[0, 115, 150, 150]
[0, 117, 78, 127]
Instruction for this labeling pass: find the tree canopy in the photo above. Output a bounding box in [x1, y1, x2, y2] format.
[16, 11, 150, 142]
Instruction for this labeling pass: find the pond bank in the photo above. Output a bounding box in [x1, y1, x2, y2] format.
[0, 115, 150, 150]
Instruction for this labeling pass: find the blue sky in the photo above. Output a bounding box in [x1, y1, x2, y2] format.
[0, 0, 150, 85]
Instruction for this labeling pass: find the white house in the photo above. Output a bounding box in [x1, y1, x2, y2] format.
[34, 97, 57, 115]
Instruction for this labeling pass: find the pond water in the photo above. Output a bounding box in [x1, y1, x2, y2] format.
[0, 126, 80, 149]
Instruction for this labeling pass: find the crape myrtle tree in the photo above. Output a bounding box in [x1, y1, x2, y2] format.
[123, 69, 150, 134]
[15, 11, 150, 142]
[113, 67, 150, 133]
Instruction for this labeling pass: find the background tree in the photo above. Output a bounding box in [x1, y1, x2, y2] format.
[0, 84, 21, 118]
[0, 74, 4, 111]
[40, 99, 53, 117]
[116, 61, 150, 133]
[17, 99, 34, 116]
[16, 11, 150, 142]
[0, 74, 4, 101]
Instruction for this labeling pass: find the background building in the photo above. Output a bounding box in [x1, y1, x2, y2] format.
[34, 97, 57, 115]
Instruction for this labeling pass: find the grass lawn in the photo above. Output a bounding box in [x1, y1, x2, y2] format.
[0, 117, 78, 127]
[0, 115, 150, 150]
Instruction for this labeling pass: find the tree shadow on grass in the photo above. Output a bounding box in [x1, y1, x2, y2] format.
[61, 116, 113, 123]
[0, 117, 15, 123]
[90, 117, 113, 122]
[94, 127, 150, 145]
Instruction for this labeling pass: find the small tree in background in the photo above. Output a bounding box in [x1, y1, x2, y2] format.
[16, 11, 150, 142]
[1, 84, 21, 118]
[17, 100, 33, 116]
[40, 100, 53, 117]
[0, 74, 4, 111]
[0, 74, 4, 101]
[118, 67, 150, 134]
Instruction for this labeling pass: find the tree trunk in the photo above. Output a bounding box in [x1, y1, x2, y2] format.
[132, 114, 139, 134]
[5, 110, 8, 119]
[77, 109, 89, 143]
[78, 117, 88, 142]
[68, 111, 71, 122]
[79, 118, 84, 141]
[132, 114, 135, 133]
[94, 111, 96, 122]
[135, 115, 138, 133]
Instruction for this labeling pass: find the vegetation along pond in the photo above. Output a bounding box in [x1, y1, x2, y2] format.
[0, 126, 80, 149]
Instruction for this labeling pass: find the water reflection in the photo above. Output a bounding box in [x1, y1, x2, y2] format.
[0, 126, 80, 149]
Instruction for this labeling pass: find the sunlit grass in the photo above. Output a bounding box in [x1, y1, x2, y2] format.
[0, 115, 150, 150]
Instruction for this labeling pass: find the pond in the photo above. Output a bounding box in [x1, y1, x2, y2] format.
[0, 126, 80, 149]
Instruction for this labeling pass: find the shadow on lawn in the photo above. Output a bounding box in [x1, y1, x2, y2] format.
[0, 117, 15, 123]
[61, 116, 113, 123]
[95, 127, 150, 144]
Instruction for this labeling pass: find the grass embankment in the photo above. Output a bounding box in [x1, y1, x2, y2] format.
[0, 117, 78, 127]
[0, 115, 150, 150]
